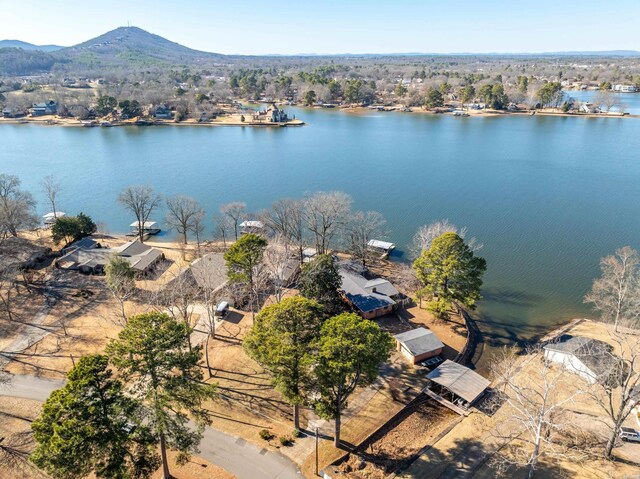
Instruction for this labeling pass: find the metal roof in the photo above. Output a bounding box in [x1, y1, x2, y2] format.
[427, 360, 490, 403]
[240, 220, 264, 228]
[129, 221, 157, 228]
[544, 335, 618, 380]
[367, 239, 396, 251]
[43, 212, 66, 219]
[339, 269, 396, 313]
[394, 328, 444, 356]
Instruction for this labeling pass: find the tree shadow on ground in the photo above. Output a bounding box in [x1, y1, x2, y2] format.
[394, 437, 575, 479]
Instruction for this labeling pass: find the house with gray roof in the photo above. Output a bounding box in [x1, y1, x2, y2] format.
[394, 327, 444, 364]
[427, 360, 490, 406]
[190, 253, 228, 292]
[543, 335, 620, 384]
[339, 267, 399, 319]
[56, 239, 163, 275]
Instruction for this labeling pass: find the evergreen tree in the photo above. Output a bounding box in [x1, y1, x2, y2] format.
[106, 313, 216, 479]
[244, 297, 324, 430]
[298, 254, 344, 315]
[31, 355, 159, 479]
[313, 313, 394, 447]
[413, 232, 487, 316]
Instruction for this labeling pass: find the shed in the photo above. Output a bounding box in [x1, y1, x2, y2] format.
[394, 328, 444, 364]
[427, 360, 490, 406]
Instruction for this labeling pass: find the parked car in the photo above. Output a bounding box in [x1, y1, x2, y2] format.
[419, 356, 444, 370]
[214, 301, 229, 318]
[619, 427, 640, 442]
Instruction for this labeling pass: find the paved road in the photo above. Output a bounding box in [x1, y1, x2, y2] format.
[0, 374, 302, 479]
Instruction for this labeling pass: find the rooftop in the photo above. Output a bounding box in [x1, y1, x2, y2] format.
[427, 360, 490, 404]
[339, 268, 397, 313]
[544, 335, 619, 380]
[394, 327, 445, 356]
[190, 253, 228, 291]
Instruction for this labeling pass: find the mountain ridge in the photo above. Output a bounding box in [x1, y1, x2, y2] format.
[0, 40, 64, 52]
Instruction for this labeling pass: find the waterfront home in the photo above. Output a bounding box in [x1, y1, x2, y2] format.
[61, 237, 100, 255]
[252, 103, 289, 123]
[268, 256, 300, 287]
[2, 107, 26, 118]
[153, 105, 173, 119]
[580, 102, 599, 114]
[612, 84, 638, 93]
[56, 239, 163, 275]
[543, 335, 619, 384]
[239, 220, 265, 235]
[339, 266, 399, 319]
[394, 328, 444, 365]
[189, 252, 228, 292]
[31, 101, 57, 116]
[426, 360, 490, 407]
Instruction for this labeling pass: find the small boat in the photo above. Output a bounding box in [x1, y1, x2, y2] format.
[101, 121, 113, 127]
[451, 110, 470, 117]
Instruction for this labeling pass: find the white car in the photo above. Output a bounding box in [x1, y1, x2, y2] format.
[619, 427, 640, 443]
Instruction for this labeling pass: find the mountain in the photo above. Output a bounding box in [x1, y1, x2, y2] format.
[57, 26, 225, 65]
[0, 40, 63, 52]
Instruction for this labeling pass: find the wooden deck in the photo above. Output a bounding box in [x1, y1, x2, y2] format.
[423, 388, 469, 416]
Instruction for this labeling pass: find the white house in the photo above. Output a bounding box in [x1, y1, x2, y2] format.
[543, 335, 618, 384]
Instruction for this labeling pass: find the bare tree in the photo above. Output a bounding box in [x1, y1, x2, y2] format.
[345, 210, 387, 267]
[266, 198, 307, 264]
[212, 213, 233, 248]
[490, 346, 584, 479]
[0, 262, 19, 324]
[585, 329, 640, 459]
[104, 255, 136, 326]
[165, 195, 205, 245]
[304, 191, 352, 255]
[0, 174, 38, 238]
[40, 175, 62, 218]
[594, 91, 620, 113]
[192, 209, 206, 257]
[220, 202, 247, 241]
[584, 246, 640, 332]
[410, 219, 482, 258]
[263, 236, 295, 304]
[154, 265, 199, 349]
[116, 185, 161, 243]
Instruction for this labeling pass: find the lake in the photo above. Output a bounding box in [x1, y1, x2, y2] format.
[563, 90, 640, 114]
[3, 108, 640, 368]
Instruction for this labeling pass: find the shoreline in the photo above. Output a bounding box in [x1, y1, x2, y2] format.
[0, 116, 305, 128]
[1, 105, 636, 129]
[339, 105, 638, 120]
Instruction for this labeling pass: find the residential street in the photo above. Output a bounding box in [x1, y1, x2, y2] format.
[0, 374, 302, 479]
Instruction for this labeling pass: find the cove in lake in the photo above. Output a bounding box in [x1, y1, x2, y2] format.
[3, 107, 640, 368]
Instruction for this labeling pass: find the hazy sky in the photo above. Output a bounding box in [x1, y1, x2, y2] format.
[2, 0, 639, 54]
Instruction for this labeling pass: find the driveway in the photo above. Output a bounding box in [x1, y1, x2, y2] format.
[0, 374, 302, 479]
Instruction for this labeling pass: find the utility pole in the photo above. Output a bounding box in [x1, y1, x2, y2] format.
[315, 427, 319, 476]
